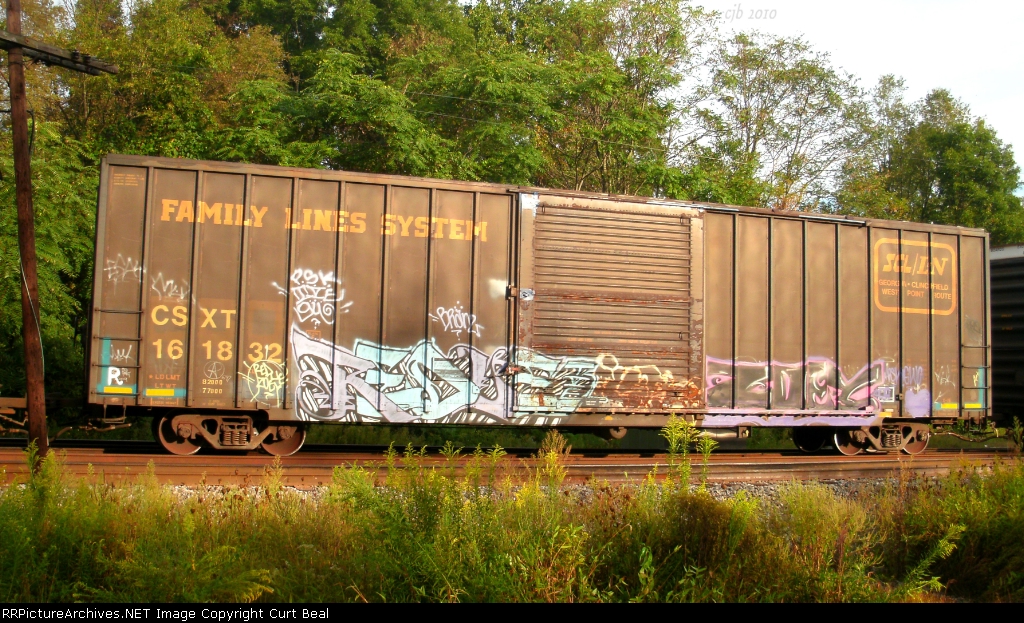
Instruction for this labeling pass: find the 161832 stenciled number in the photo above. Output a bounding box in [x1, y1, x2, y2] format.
[248, 342, 282, 363]
[202, 340, 234, 361]
[152, 338, 184, 359]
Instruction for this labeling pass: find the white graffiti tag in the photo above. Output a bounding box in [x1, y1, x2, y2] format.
[151, 273, 190, 301]
[240, 359, 285, 407]
[273, 269, 352, 329]
[934, 365, 956, 387]
[105, 366, 130, 386]
[104, 254, 142, 283]
[429, 302, 484, 339]
[110, 344, 133, 364]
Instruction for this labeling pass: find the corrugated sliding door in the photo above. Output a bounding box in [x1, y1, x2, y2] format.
[515, 194, 703, 414]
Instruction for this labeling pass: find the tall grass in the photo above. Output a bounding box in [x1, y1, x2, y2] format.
[1, 437, 1022, 602]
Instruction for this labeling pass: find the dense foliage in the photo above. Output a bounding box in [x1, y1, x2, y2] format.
[1, 434, 1023, 602]
[0, 0, 1020, 400]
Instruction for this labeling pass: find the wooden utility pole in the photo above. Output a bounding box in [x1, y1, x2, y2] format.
[2, 0, 116, 458]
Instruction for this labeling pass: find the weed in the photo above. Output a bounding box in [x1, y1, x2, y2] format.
[696, 435, 718, 489]
[537, 430, 570, 491]
[439, 441, 462, 477]
[660, 415, 698, 488]
[895, 523, 964, 599]
[1009, 417, 1024, 452]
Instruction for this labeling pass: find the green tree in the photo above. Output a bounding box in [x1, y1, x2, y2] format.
[0, 127, 97, 399]
[293, 49, 470, 177]
[59, 0, 290, 161]
[890, 90, 1022, 242]
[681, 32, 864, 209]
[833, 75, 914, 219]
[837, 85, 1023, 243]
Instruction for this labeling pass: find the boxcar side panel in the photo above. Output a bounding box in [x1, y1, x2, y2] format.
[139, 168, 197, 407]
[427, 189, 475, 420]
[805, 222, 837, 411]
[735, 216, 769, 409]
[900, 230, 932, 417]
[931, 233, 962, 414]
[237, 175, 291, 409]
[334, 183, 385, 416]
[870, 228, 901, 414]
[961, 236, 988, 413]
[471, 193, 514, 421]
[188, 172, 245, 409]
[287, 179, 342, 417]
[838, 226, 870, 410]
[704, 213, 734, 409]
[770, 218, 804, 410]
[91, 165, 147, 404]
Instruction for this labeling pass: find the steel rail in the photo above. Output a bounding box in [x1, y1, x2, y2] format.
[0, 443, 1012, 488]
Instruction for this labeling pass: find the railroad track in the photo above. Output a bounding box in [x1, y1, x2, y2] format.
[0, 440, 1013, 487]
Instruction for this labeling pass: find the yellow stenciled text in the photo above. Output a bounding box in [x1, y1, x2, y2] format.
[160, 199, 271, 228]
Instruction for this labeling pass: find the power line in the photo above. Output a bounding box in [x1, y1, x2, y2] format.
[414, 109, 671, 155]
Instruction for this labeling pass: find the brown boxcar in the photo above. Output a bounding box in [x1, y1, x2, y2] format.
[89, 155, 991, 455]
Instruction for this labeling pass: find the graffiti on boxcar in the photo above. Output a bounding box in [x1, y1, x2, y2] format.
[515, 350, 598, 409]
[904, 388, 930, 417]
[105, 366, 130, 386]
[707, 357, 882, 409]
[240, 359, 286, 407]
[110, 344, 133, 364]
[203, 361, 231, 381]
[899, 365, 930, 417]
[288, 327, 596, 423]
[704, 354, 880, 409]
[150, 273, 190, 301]
[934, 365, 955, 388]
[964, 315, 983, 342]
[902, 365, 924, 388]
[273, 269, 353, 329]
[705, 356, 937, 416]
[429, 302, 484, 339]
[104, 254, 142, 284]
[594, 354, 701, 409]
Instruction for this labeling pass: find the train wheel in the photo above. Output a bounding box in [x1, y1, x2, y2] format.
[608, 427, 628, 440]
[154, 415, 201, 456]
[902, 427, 930, 455]
[261, 424, 307, 457]
[792, 427, 830, 453]
[834, 429, 865, 456]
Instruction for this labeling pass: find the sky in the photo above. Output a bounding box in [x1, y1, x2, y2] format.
[696, 0, 1024, 179]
